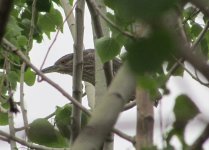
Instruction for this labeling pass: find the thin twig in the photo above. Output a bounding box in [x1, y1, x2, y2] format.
[167, 10, 209, 82]
[15, 111, 55, 132]
[194, 68, 209, 86]
[114, 129, 135, 144]
[87, 0, 135, 39]
[189, 0, 209, 18]
[175, 58, 209, 86]
[38, 1, 79, 81]
[123, 101, 136, 111]
[165, 21, 209, 81]
[19, 0, 37, 135]
[0, 53, 21, 67]
[182, 8, 200, 25]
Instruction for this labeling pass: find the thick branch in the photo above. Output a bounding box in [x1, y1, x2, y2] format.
[60, 0, 96, 110]
[72, 63, 136, 150]
[86, 0, 113, 86]
[71, 0, 85, 142]
[136, 88, 154, 149]
[60, 0, 76, 39]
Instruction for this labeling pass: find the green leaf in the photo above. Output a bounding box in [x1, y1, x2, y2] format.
[165, 58, 184, 77]
[55, 104, 72, 139]
[38, 8, 63, 38]
[126, 27, 175, 74]
[24, 69, 36, 86]
[190, 22, 203, 38]
[112, 0, 177, 21]
[137, 75, 161, 102]
[17, 35, 28, 48]
[8, 71, 19, 90]
[95, 37, 121, 63]
[5, 16, 23, 39]
[52, 0, 61, 5]
[27, 0, 51, 12]
[28, 118, 69, 147]
[69, 0, 74, 5]
[137, 75, 157, 91]
[104, 0, 116, 9]
[174, 95, 199, 132]
[0, 112, 8, 126]
[183, 6, 198, 20]
[55, 104, 89, 139]
[167, 63, 184, 77]
[200, 38, 209, 58]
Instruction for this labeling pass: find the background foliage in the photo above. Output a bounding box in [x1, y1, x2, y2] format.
[0, 0, 209, 149]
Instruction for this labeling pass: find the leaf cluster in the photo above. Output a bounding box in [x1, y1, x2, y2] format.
[0, 0, 63, 117]
[27, 104, 89, 147]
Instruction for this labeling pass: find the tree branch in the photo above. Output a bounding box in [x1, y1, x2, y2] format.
[71, 0, 85, 142]
[87, 0, 135, 39]
[86, 0, 113, 86]
[72, 63, 136, 150]
[19, 0, 37, 135]
[60, 0, 76, 39]
[174, 20, 209, 81]
[60, 0, 96, 112]
[175, 58, 209, 87]
[136, 88, 154, 149]
[123, 101, 136, 111]
[114, 128, 135, 144]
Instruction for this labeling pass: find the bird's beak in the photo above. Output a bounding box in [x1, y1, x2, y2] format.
[41, 65, 59, 73]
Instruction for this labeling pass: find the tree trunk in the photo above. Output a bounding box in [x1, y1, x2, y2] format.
[136, 87, 154, 150]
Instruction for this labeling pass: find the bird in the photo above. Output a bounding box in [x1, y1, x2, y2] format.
[41, 49, 122, 85]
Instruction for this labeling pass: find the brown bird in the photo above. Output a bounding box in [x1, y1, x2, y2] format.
[41, 49, 122, 85]
[42, 49, 162, 105]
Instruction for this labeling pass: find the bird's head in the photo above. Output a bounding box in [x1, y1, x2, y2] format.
[41, 49, 95, 75]
[41, 53, 74, 75]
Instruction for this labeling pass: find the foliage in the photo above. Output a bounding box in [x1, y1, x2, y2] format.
[165, 95, 200, 149]
[0, 0, 63, 116]
[28, 118, 69, 148]
[96, 37, 122, 63]
[55, 104, 89, 139]
[0, 0, 209, 149]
